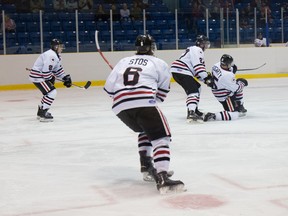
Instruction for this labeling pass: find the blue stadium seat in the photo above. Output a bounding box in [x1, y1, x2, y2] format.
[162, 29, 175, 37]
[78, 20, 86, 31]
[43, 12, 58, 22]
[30, 32, 41, 45]
[133, 20, 144, 32]
[121, 20, 134, 30]
[50, 21, 63, 31]
[66, 31, 77, 42]
[96, 21, 109, 31]
[99, 31, 111, 41]
[42, 21, 51, 32]
[18, 13, 33, 22]
[16, 22, 27, 32]
[17, 32, 30, 45]
[42, 32, 53, 43]
[78, 12, 95, 21]
[112, 21, 122, 31]
[86, 20, 98, 31]
[62, 21, 75, 31]
[150, 29, 162, 40]
[26, 22, 40, 32]
[114, 30, 126, 40]
[52, 31, 66, 42]
[79, 31, 90, 42]
[58, 12, 74, 21]
[126, 30, 138, 41]
[156, 20, 167, 30]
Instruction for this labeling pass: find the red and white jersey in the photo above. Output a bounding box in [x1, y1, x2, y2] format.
[29, 49, 65, 83]
[211, 62, 244, 102]
[169, 46, 208, 82]
[104, 54, 171, 115]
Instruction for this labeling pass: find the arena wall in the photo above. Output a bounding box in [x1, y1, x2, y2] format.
[0, 47, 288, 90]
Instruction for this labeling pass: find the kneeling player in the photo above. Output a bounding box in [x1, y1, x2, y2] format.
[204, 54, 248, 122]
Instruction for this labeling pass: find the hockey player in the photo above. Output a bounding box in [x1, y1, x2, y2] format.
[104, 34, 185, 194]
[29, 39, 72, 122]
[170, 35, 213, 123]
[204, 54, 248, 122]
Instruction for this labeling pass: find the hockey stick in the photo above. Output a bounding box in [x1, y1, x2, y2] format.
[25, 68, 91, 89]
[238, 63, 266, 71]
[95, 30, 114, 70]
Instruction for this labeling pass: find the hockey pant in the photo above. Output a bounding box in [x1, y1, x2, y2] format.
[117, 107, 171, 173]
[172, 73, 201, 111]
[34, 79, 57, 110]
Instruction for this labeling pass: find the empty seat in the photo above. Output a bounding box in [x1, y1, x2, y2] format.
[16, 22, 27, 32]
[42, 21, 51, 32]
[79, 31, 91, 42]
[52, 31, 66, 41]
[95, 21, 110, 31]
[66, 31, 77, 41]
[62, 21, 75, 31]
[26, 22, 40, 32]
[58, 12, 74, 21]
[86, 20, 98, 31]
[42, 31, 53, 43]
[50, 21, 62, 31]
[17, 32, 30, 44]
[30, 32, 41, 44]
[114, 30, 126, 40]
[126, 29, 138, 40]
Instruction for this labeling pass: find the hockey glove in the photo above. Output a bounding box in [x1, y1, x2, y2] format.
[232, 64, 237, 74]
[236, 78, 248, 87]
[204, 74, 213, 88]
[63, 74, 72, 88]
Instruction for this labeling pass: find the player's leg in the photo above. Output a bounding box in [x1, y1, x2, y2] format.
[204, 97, 240, 121]
[138, 132, 155, 181]
[172, 73, 203, 121]
[33, 80, 57, 122]
[137, 107, 185, 194]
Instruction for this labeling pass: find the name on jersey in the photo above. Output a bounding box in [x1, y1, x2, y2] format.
[129, 58, 148, 66]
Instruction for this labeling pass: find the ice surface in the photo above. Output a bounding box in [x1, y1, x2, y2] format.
[0, 78, 288, 216]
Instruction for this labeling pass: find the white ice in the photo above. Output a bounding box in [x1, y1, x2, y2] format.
[0, 78, 288, 216]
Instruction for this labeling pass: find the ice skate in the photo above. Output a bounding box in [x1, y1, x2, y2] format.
[140, 155, 157, 182]
[203, 112, 216, 122]
[236, 102, 247, 117]
[187, 109, 203, 123]
[37, 106, 53, 122]
[156, 171, 186, 195]
[140, 153, 174, 182]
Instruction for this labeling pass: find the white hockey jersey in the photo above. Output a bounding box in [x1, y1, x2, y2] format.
[211, 62, 244, 102]
[29, 49, 65, 83]
[104, 55, 171, 115]
[169, 46, 208, 82]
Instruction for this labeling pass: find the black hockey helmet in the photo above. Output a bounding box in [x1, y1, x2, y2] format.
[50, 38, 64, 52]
[135, 34, 156, 55]
[195, 35, 210, 51]
[220, 54, 234, 68]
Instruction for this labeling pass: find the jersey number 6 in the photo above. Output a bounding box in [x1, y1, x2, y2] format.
[123, 67, 142, 86]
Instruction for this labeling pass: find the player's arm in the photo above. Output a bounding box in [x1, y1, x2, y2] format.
[156, 61, 171, 102]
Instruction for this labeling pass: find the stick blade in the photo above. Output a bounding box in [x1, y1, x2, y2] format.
[84, 81, 91, 89]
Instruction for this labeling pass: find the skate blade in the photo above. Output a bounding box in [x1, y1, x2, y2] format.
[143, 172, 155, 182]
[159, 184, 186, 195]
[143, 170, 174, 182]
[186, 118, 204, 124]
[239, 112, 246, 117]
[39, 117, 53, 122]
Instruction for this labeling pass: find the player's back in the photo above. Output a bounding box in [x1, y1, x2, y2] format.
[112, 54, 168, 91]
[104, 54, 170, 114]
